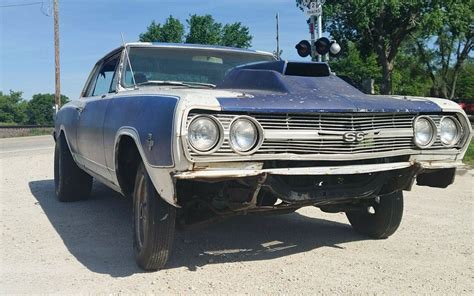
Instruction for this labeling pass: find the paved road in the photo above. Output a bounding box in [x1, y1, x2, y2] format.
[0, 135, 54, 156]
[0, 136, 473, 294]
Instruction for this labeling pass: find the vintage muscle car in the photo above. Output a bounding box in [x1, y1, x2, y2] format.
[54, 43, 472, 270]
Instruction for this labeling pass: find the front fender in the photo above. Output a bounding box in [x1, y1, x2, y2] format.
[114, 128, 177, 206]
[103, 95, 179, 168]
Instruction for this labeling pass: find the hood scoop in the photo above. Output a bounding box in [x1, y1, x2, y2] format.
[217, 61, 334, 93]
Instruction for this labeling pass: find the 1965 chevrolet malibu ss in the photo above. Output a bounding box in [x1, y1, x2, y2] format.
[54, 43, 472, 270]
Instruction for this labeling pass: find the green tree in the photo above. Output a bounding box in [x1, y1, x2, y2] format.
[185, 14, 222, 45]
[321, 0, 441, 95]
[330, 42, 381, 93]
[161, 15, 185, 43]
[139, 16, 185, 43]
[139, 21, 162, 42]
[0, 91, 27, 124]
[455, 60, 474, 99]
[391, 48, 432, 97]
[414, 0, 473, 99]
[221, 23, 252, 48]
[139, 15, 253, 48]
[26, 93, 69, 125]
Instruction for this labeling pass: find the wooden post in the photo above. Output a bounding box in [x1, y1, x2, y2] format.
[53, 0, 60, 112]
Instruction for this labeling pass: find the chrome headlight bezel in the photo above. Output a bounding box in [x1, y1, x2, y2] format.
[228, 116, 264, 155]
[187, 115, 224, 155]
[439, 116, 462, 147]
[413, 116, 437, 149]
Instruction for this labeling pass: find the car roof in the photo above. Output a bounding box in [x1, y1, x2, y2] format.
[98, 42, 274, 63]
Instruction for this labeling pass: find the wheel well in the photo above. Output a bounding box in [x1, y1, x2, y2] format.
[116, 136, 142, 197]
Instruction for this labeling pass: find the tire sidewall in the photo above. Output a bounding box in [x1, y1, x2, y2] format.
[347, 191, 404, 239]
[132, 163, 176, 269]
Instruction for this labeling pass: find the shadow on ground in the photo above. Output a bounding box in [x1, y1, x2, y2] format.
[29, 180, 364, 277]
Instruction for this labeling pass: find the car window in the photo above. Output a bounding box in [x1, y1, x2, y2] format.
[90, 55, 120, 97]
[122, 47, 275, 87]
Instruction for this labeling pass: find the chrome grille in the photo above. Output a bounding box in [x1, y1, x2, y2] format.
[185, 112, 452, 161]
[254, 113, 415, 131]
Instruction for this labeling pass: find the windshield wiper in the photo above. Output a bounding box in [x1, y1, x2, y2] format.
[183, 81, 217, 88]
[136, 80, 216, 88]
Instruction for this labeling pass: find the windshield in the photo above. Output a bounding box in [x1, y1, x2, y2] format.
[122, 47, 275, 88]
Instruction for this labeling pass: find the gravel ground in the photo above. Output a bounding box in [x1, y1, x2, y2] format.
[0, 136, 473, 294]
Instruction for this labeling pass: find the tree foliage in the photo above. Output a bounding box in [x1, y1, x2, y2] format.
[414, 0, 473, 99]
[0, 91, 69, 125]
[27, 94, 69, 125]
[220, 23, 252, 48]
[330, 42, 381, 91]
[139, 16, 185, 43]
[391, 47, 432, 97]
[0, 91, 27, 124]
[139, 14, 252, 48]
[185, 14, 222, 45]
[455, 60, 474, 99]
[323, 0, 441, 95]
[319, 0, 473, 98]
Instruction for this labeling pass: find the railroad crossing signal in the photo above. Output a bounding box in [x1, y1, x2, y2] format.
[296, 38, 341, 58]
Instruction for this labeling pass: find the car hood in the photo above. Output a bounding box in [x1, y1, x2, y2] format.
[216, 92, 443, 114]
[216, 74, 442, 114]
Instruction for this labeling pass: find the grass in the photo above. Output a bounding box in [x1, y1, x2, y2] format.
[463, 139, 474, 166]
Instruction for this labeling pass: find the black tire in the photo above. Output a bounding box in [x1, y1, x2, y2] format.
[133, 163, 176, 271]
[54, 134, 93, 202]
[346, 191, 404, 239]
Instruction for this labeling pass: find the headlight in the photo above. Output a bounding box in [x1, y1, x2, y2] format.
[440, 117, 461, 146]
[414, 116, 436, 148]
[188, 116, 222, 153]
[229, 117, 261, 154]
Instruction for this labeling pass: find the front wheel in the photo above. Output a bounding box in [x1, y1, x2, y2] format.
[346, 191, 404, 239]
[133, 163, 176, 271]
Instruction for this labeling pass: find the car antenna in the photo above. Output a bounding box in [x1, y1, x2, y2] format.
[121, 33, 138, 90]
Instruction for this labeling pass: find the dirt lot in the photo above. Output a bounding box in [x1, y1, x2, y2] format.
[0, 136, 473, 294]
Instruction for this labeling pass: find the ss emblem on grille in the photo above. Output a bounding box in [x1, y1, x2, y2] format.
[343, 132, 367, 143]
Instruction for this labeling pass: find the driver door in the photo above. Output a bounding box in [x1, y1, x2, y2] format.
[75, 53, 120, 181]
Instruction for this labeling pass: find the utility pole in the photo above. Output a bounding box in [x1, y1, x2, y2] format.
[276, 13, 280, 60]
[53, 0, 60, 113]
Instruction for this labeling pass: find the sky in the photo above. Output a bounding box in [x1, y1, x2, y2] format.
[0, 0, 316, 100]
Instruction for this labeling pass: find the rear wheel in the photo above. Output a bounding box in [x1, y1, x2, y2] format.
[346, 191, 404, 239]
[133, 163, 176, 271]
[54, 134, 92, 202]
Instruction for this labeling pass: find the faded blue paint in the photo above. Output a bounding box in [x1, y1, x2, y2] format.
[217, 67, 442, 113]
[103, 95, 178, 168]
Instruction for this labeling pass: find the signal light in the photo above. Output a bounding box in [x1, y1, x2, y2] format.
[295, 40, 312, 58]
[314, 38, 341, 56]
[314, 37, 331, 55]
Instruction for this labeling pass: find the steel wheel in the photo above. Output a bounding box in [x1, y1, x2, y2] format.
[132, 162, 176, 271]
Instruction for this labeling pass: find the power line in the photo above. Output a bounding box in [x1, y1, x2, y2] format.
[0, 1, 51, 16]
[0, 2, 43, 8]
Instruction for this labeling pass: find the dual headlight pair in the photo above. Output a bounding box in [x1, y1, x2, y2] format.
[414, 116, 462, 148]
[187, 115, 262, 155]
